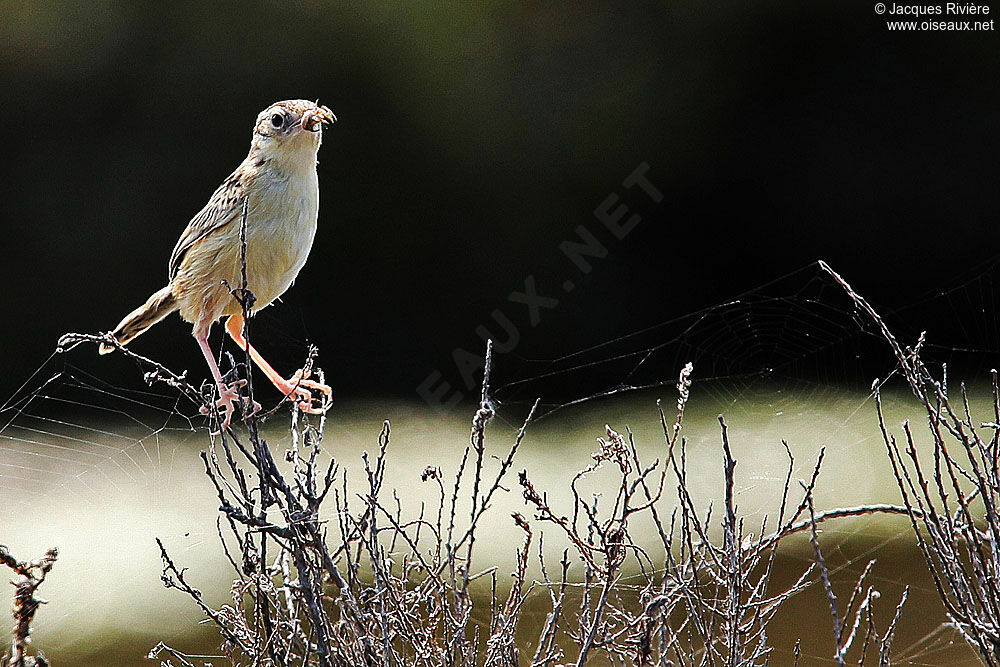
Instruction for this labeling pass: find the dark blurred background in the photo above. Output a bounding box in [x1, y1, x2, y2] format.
[1, 0, 997, 412]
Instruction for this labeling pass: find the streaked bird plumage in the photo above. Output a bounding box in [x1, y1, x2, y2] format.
[101, 99, 335, 428]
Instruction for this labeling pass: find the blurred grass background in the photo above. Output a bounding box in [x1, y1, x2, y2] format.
[0, 385, 988, 665]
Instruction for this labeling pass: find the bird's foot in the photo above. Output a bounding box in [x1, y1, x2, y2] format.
[200, 380, 261, 430]
[280, 369, 332, 415]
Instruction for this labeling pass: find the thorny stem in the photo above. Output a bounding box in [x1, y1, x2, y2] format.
[719, 415, 742, 666]
[1, 545, 57, 667]
[804, 496, 843, 665]
[56, 331, 203, 407]
[463, 339, 495, 598]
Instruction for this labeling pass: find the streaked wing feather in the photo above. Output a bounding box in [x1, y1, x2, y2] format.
[168, 171, 245, 281]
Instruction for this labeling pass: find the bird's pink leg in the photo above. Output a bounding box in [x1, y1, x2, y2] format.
[225, 314, 332, 414]
[195, 329, 240, 429]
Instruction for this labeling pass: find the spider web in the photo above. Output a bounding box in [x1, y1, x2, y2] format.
[2, 259, 999, 665]
[490, 261, 996, 419]
[486, 259, 1000, 666]
[0, 355, 200, 516]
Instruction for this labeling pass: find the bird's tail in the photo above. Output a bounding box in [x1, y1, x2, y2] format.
[99, 286, 178, 355]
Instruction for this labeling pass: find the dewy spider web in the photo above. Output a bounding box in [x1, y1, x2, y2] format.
[1, 259, 999, 664]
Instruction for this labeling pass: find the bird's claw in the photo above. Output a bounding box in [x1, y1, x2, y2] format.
[200, 380, 260, 430]
[284, 369, 333, 415]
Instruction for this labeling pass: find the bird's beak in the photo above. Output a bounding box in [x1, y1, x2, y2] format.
[301, 105, 337, 133]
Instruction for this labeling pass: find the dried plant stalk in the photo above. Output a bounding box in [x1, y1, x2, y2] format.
[1, 544, 57, 667]
[822, 259, 1000, 665]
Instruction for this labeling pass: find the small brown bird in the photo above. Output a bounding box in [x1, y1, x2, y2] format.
[101, 99, 335, 428]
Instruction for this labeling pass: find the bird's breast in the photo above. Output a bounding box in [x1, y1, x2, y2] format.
[244, 168, 320, 309]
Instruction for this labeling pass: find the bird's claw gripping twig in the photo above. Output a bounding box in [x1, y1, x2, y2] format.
[284, 369, 332, 415]
[200, 380, 261, 430]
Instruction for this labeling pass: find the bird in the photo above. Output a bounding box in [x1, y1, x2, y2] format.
[100, 99, 336, 429]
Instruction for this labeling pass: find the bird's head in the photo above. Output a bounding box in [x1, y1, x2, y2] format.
[250, 99, 336, 163]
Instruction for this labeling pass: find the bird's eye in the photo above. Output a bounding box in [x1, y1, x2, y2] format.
[270, 113, 284, 128]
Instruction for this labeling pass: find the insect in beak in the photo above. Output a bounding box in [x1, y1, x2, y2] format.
[301, 106, 337, 133]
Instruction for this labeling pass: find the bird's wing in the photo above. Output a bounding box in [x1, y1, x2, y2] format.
[168, 171, 246, 281]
